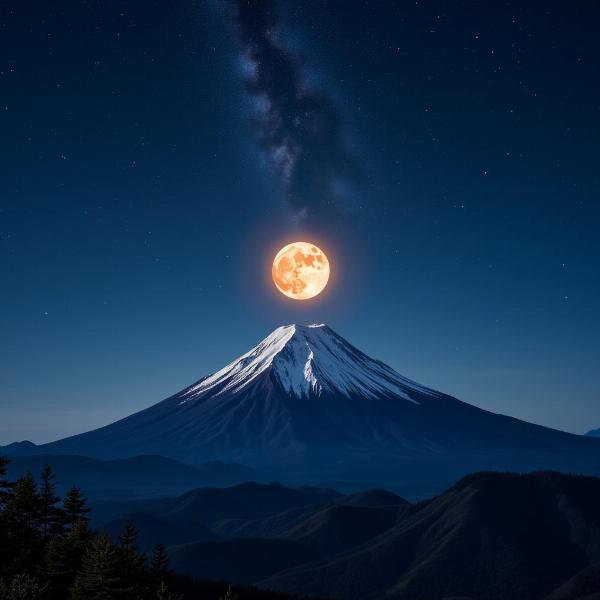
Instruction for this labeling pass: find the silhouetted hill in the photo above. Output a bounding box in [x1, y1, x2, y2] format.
[211, 490, 408, 541]
[95, 482, 402, 556]
[260, 472, 600, 600]
[153, 490, 410, 587]
[172, 576, 330, 600]
[92, 481, 341, 528]
[282, 504, 400, 556]
[73, 472, 600, 599]
[0, 440, 37, 455]
[587, 428, 600, 438]
[168, 538, 318, 584]
[5, 453, 266, 499]
[210, 504, 327, 540]
[154, 482, 341, 526]
[545, 562, 600, 600]
[334, 489, 408, 507]
[102, 512, 218, 552]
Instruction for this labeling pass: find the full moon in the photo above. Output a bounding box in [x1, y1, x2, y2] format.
[272, 242, 330, 300]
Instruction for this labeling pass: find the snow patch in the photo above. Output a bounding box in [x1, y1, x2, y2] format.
[183, 324, 433, 404]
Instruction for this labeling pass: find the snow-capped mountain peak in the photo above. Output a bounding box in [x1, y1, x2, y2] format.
[21, 323, 600, 483]
[184, 324, 432, 403]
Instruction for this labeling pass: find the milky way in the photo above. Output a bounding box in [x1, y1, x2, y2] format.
[231, 0, 359, 222]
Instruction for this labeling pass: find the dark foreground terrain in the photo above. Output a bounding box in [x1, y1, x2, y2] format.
[0, 455, 326, 600]
[2, 454, 600, 599]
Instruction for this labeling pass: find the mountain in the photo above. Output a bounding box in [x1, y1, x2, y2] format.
[168, 538, 318, 585]
[586, 428, 600, 437]
[259, 472, 600, 600]
[82, 473, 600, 599]
[331, 488, 407, 508]
[0, 440, 37, 455]
[140, 484, 408, 584]
[91, 481, 341, 527]
[100, 472, 600, 600]
[92, 480, 345, 554]
[545, 563, 600, 600]
[102, 512, 217, 552]
[4, 454, 267, 500]
[92, 481, 407, 551]
[274, 503, 401, 556]
[16, 324, 600, 488]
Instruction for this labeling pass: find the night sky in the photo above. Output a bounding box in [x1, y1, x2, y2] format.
[2, 1, 599, 444]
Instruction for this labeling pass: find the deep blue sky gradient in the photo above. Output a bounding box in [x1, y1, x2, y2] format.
[1, 1, 599, 443]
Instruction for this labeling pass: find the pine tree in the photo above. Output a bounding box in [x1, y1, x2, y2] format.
[0, 518, 8, 580]
[5, 472, 42, 531]
[63, 486, 91, 530]
[150, 543, 171, 595]
[155, 580, 183, 600]
[118, 518, 138, 551]
[115, 519, 148, 597]
[0, 456, 12, 508]
[0, 573, 48, 600]
[220, 585, 238, 600]
[39, 464, 63, 539]
[0, 456, 14, 578]
[150, 544, 170, 581]
[150, 544, 180, 600]
[69, 517, 94, 555]
[42, 519, 92, 598]
[69, 533, 130, 599]
[2, 472, 44, 573]
[43, 536, 75, 597]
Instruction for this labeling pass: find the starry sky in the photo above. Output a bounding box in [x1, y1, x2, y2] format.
[1, 1, 599, 444]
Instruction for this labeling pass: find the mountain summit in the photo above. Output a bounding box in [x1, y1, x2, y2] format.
[181, 324, 428, 402]
[16, 324, 600, 488]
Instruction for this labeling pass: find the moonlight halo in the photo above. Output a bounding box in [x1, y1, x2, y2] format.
[272, 242, 330, 300]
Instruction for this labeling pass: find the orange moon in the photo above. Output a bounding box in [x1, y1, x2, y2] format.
[272, 242, 330, 300]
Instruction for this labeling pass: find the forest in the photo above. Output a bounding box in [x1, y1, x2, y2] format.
[0, 456, 314, 600]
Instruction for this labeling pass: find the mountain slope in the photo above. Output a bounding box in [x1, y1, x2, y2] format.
[586, 428, 600, 438]
[94, 483, 409, 555]
[260, 472, 600, 600]
[334, 489, 408, 507]
[21, 324, 600, 487]
[103, 512, 217, 552]
[92, 481, 341, 528]
[280, 504, 400, 556]
[0, 440, 38, 455]
[82, 473, 600, 600]
[165, 489, 407, 585]
[4, 454, 265, 500]
[545, 562, 600, 600]
[167, 538, 318, 585]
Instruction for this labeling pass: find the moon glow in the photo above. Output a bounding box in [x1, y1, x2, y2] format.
[272, 242, 330, 300]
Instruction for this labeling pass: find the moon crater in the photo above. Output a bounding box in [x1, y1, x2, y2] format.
[272, 242, 330, 300]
